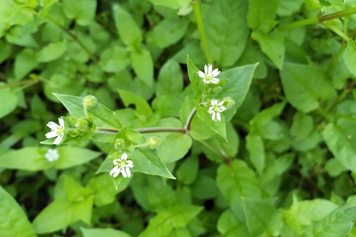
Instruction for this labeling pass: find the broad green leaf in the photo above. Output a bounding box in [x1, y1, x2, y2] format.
[81, 227, 132, 237]
[131, 49, 154, 87]
[217, 209, 249, 236]
[261, 153, 294, 184]
[343, 40, 356, 77]
[196, 105, 227, 140]
[147, 0, 190, 9]
[99, 46, 130, 73]
[147, 19, 189, 49]
[54, 93, 122, 129]
[157, 133, 192, 164]
[242, 199, 283, 236]
[252, 29, 284, 69]
[63, 0, 96, 26]
[277, 0, 303, 16]
[187, 57, 205, 103]
[246, 134, 265, 173]
[118, 90, 153, 116]
[236, 42, 267, 79]
[37, 40, 67, 63]
[0, 83, 18, 119]
[323, 120, 356, 173]
[191, 175, 219, 200]
[147, 177, 176, 211]
[0, 41, 11, 64]
[88, 174, 130, 206]
[32, 198, 77, 234]
[217, 64, 258, 121]
[113, 4, 142, 49]
[301, 207, 356, 237]
[204, 0, 249, 67]
[14, 48, 38, 79]
[216, 160, 261, 220]
[0, 147, 52, 171]
[156, 60, 183, 96]
[247, 0, 278, 33]
[176, 155, 199, 185]
[55, 146, 101, 169]
[133, 148, 175, 179]
[0, 186, 37, 237]
[138, 205, 203, 237]
[280, 63, 335, 113]
[290, 111, 313, 141]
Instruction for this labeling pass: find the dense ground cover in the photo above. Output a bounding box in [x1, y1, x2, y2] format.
[1, 0, 356, 236]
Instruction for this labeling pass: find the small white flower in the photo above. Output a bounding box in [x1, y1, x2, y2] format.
[208, 99, 226, 122]
[198, 64, 220, 84]
[45, 118, 65, 145]
[109, 152, 134, 178]
[44, 149, 60, 162]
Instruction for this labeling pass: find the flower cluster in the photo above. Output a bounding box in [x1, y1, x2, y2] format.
[198, 64, 231, 122]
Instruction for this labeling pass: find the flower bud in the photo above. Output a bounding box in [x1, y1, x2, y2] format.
[114, 138, 126, 150]
[75, 118, 89, 131]
[223, 97, 235, 108]
[83, 95, 97, 109]
[146, 136, 162, 149]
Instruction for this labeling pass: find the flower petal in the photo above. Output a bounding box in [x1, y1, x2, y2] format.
[45, 131, 58, 139]
[211, 99, 218, 105]
[212, 112, 216, 121]
[53, 135, 63, 145]
[211, 78, 219, 84]
[198, 71, 206, 78]
[204, 64, 208, 74]
[211, 68, 220, 77]
[208, 64, 212, 74]
[125, 167, 131, 178]
[58, 117, 64, 127]
[216, 112, 221, 121]
[47, 121, 59, 130]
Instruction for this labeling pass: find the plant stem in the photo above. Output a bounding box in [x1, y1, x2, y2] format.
[191, 0, 213, 64]
[279, 7, 356, 31]
[45, 15, 99, 64]
[185, 107, 197, 130]
[96, 127, 187, 135]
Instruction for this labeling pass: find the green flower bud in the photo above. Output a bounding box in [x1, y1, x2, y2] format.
[114, 138, 126, 150]
[223, 97, 235, 108]
[83, 95, 97, 109]
[69, 128, 80, 137]
[146, 136, 162, 149]
[76, 119, 89, 131]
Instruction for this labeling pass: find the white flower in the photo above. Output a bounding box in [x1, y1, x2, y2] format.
[198, 64, 220, 84]
[109, 153, 134, 178]
[208, 99, 226, 122]
[45, 118, 65, 145]
[44, 149, 60, 162]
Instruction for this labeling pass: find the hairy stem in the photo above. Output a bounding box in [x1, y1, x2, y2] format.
[96, 127, 187, 135]
[185, 107, 197, 131]
[191, 0, 213, 64]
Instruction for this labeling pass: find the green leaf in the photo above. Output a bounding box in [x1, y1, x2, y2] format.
[147, 19, 189, 49]
[99, 46, 130, 73]
[252, 29, 284, 69]
[0, 147, 52, 171]
[138, 205, 203, 237]
[343, 40, 356, 77]
[118, 90, 153, 116]
[204, 0, 249, 67]
[32, 198, 77, 234]
[146, 0, 190, 9]
[14, 48, 38, 80]
[242, 199, 283, 236]
[157, 133, 192, 164]
[216, 160, 261, 220]
[323, 120, 356, 173]
[217, 64, 258, 121]
[196, 105, 227, 140]
[280, 63, 335, 113]
[301, 207, 356, 237]
[176, 155, 199, 185]
[133, 148, 175, 179]
[87, 174, 130, 206]
[156, 60, 183, 96]
[277, 0, 303, 16]
[217, 209, 249, 236]
[0, 186, 37, 237]
[247, 0, 278, 33]
[113, 4, 142, 49]
[37, 40, 67, 63]
[0, 40, 12, 64]
[54, 93, 122, 129]
[81, 227, 132, 237]
[131, 49, 154, 87]
[63, 0, 96, 26]
[0, 82, 18, 119]
[55, 146, 101, 169]
[290, 111, 314, 141]
[187, 57, 205, 103]
[246, 134, 265, 173]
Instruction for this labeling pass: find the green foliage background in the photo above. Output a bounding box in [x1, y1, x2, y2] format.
[2, 0, 356, 236]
